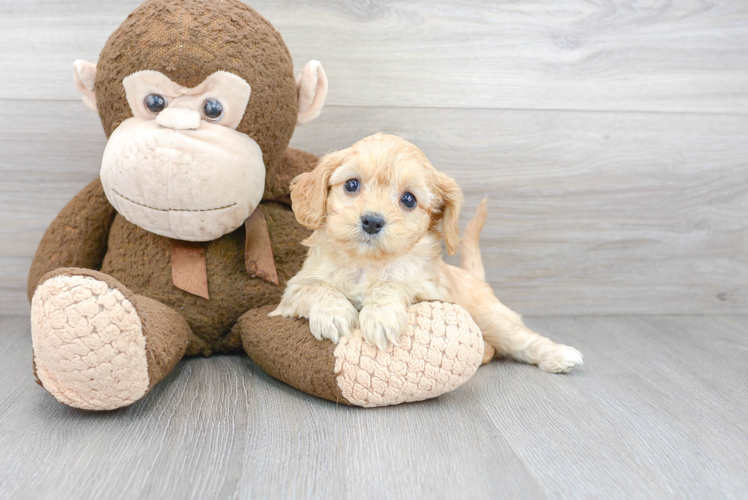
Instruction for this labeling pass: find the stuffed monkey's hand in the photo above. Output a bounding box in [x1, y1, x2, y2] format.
[359, 299, 408, 351]
[308, 297, 359, 344]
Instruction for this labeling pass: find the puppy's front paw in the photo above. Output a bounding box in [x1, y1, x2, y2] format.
[309, 298, 359, 343]
[359, 301, 408, 351]
[538, 345, 583, 373]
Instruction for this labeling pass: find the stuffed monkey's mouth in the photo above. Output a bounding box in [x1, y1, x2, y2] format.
[112, 189, 237, 213]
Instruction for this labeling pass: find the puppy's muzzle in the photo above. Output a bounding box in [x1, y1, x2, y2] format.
[361, 213, 385, 235]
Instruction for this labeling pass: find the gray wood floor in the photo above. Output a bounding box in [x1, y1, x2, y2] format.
[2, 314, 747, 500]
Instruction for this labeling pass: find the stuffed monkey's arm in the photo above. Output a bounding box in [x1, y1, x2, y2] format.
[263, 148, 318, 205]
[27, 177, 117, 301]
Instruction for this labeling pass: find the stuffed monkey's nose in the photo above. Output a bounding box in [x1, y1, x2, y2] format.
[156, 107, 202, 130]
[361, 213, 386, 235]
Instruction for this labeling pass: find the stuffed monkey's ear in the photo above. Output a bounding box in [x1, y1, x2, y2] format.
[73, 60, 98, 113]
[435, 171, 464, 255]
[290, 148, 349, 229]
[296, 60, 328, 126]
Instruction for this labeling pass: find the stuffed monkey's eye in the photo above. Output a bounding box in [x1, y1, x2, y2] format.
[344, 179, 360, 193]
[144, 94, 167, 114]
[203, 99, 224, 120]
[400, 192, 417, 209]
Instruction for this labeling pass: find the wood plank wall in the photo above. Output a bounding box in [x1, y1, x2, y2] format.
[1, 0, 746, 315]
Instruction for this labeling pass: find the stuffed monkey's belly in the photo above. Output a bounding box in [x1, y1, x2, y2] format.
[100, 205, 309, 351]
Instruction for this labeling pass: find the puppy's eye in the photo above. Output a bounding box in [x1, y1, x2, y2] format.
[144, 94, 167, 114]
[344, 179, 360, 193]
[401, 192, 417, 209]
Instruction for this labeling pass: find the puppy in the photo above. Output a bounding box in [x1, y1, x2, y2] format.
[271, 133, 582, 373]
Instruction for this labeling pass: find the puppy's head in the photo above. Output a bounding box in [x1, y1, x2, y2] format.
[290, 133, 463, 260]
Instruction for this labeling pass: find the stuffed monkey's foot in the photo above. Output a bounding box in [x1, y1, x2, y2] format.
[31, 269, 193, 410]
[31, 272, 148, 410]
[240, 301, 485, 408]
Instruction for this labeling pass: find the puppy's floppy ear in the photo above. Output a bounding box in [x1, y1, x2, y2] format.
[434, 171, 464, 255]
[290, 148, 350, 229]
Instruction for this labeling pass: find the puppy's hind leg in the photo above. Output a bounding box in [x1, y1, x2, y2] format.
[442, 265, 582, 373]
[471, 297, 583, 373]
[449, 199, 581, 372]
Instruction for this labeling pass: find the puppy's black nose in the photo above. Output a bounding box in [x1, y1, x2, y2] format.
[361, 214, 385, 235]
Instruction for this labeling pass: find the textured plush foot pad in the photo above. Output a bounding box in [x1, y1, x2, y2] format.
[240, 302, 484, 407]
[31, 274, 149, 410]
[334, 302, 484, 407]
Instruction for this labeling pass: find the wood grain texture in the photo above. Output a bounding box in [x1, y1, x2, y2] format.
[2, 102, 746, 315]
[474, 314, 748, 499]
[2, 314, 748, 499]
[1, 0, 747, 113]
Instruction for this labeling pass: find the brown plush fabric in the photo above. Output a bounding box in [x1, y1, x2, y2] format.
[130, 294, 199, 389]
[99, 202, 311, 354]
[31, 351, 40, 387]
[95, 0, 297, 174]
[27, 178, 117, 300]
[264, 147, 319, 204]
[235, 305, 352, 405]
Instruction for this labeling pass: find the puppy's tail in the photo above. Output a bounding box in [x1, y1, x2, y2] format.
[460, 197, 488, 281]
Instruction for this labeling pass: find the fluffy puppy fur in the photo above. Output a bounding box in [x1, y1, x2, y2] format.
[271, 133, 582, 373]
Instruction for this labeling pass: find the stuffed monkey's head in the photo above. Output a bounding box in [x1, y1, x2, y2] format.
[73, 0, 327, 241]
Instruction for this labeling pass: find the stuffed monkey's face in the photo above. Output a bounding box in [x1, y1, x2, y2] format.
[100, 70, 264, 241]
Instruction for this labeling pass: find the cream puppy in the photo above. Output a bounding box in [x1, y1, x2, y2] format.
[271, 133, 582, 373]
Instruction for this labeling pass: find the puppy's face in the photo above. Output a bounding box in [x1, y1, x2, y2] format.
[324, 142, 435, 260]
[290, 134, 463, 260]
